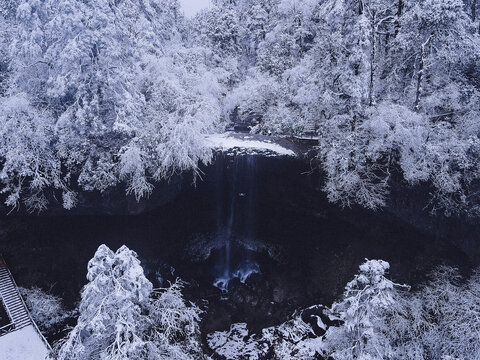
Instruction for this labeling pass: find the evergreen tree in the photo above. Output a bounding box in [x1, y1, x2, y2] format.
[322, 259, 409, 360]
[56, 245, 202, 360]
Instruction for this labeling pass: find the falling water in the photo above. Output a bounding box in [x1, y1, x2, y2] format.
[224, 156, 238, 281]
[213, 154, 259, 291]
[245, 155, 256, 240]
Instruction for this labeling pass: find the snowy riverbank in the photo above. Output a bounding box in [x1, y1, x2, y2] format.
[206, 132, 297, 157]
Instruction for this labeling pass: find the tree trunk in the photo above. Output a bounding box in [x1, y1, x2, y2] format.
[385, 32, 390, 55]
[359, 0, 364, 15]
[472, 0, 477, 22]
[394, 0, 403, 37]
[414, 55, 424, 112]
[368, 12, 376, 106]
[473, 0, 480, 34]
[414, 35, 432, 112]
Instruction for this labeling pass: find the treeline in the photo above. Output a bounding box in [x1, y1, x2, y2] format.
[196, 0, 480, 216]
[1, 0, 480, 216]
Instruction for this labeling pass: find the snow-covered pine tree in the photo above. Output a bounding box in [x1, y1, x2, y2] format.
[56, 244, 202, 360]
[56, 245, 153, 359]
[321, 259, 409, 360]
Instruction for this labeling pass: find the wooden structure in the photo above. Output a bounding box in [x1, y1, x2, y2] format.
[0, 255, 51, 359]
[0, 257, 33, 335]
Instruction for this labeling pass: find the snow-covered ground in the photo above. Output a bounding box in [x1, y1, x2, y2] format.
[206, 133, 296, 156]
[0, 325, 51, 360]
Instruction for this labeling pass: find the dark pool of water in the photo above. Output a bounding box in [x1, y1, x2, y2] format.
[0, 154, 476, 335]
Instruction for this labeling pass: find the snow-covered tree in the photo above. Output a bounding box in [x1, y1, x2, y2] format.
[117, 44, 223, 200]
[0, 1, 17, 96]
[194, 3, 241, 59]
[1, 0, 223, 210]
[206, 262, 480, 360]
[56, 244, 202, 360]
[56, 245, 153, 360]
[20, 286, 71, 337]
[0, 93, 63, 212]
[148, 280, 202, 359]
[384, 266, 480, 359]
[414, 267, 480, 359]
[321, 259, 409, 360]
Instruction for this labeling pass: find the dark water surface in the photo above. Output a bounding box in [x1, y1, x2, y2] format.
[0, 154, 475, 335]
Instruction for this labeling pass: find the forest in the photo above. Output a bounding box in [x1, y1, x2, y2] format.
[1, 0, 480, 359]
[1, 0, 480, 215]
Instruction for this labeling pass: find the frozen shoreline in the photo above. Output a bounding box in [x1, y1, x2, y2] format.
[206, 132, 296, 157]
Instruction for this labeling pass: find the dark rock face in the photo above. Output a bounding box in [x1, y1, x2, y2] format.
[0, 173, 186, 216]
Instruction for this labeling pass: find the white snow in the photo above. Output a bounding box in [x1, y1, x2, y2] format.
[208, 323, 264, 359]
[206, 133, 295, 156]
[0, 325, 51, 360]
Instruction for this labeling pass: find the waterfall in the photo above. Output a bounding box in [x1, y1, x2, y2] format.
[213, 154, 259, 292]
[245, 155, 256, 240]
[224, 156, 238, 281]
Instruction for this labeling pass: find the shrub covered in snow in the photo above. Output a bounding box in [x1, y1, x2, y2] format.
[19, 286, 71, 337]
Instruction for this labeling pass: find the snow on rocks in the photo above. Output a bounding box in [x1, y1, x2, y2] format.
[207, 316, 324, 359]
[206, 132, 296, 157]
[207, 323, 266, 359]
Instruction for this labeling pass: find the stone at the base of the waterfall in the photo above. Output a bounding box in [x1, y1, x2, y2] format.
[207, 315, 324, 360]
